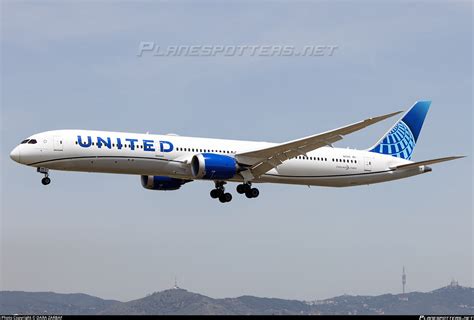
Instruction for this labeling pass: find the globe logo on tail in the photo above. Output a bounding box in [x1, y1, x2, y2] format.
[371, 121, 416, 160]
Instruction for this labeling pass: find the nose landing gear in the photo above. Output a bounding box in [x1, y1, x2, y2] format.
[236, 183, 259, 199]
[37, 167, 51, 185]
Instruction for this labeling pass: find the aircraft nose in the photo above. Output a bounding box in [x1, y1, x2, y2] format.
[10, 146, 20, 163]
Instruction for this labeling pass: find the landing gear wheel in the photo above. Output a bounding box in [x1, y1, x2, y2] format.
[236, 184, 245, 194]
[250, 188, 259, 198]
[237, 183, 251, 194]
[38, 167, 51, 186]
[210, 189, 220, 199]
[219, 193, 232, 203]
[213, 181, 230, 202]
[245, 188, 259, 198]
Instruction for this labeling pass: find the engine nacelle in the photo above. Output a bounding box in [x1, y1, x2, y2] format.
[141, 175, 189, 191]
[191, 153, 237, 180]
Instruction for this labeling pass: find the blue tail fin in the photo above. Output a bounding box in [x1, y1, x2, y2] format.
[368, 101, 431, 160]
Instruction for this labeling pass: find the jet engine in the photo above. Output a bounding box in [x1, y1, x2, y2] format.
[191, 153, 237, 180]
[141, 175, 190, 191]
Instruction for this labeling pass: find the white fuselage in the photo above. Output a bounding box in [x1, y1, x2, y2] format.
[10, 130, 428, 187]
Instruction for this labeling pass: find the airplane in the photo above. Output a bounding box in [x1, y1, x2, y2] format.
[9, 101, 464, 203]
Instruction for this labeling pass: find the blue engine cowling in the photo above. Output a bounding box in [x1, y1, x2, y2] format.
[141, 175, 190, 191]
[191, 153, 237, 180]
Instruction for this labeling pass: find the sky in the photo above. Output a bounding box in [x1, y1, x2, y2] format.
[1, 1, 472, 302]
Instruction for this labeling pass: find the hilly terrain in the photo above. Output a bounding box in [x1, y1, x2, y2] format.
[0, 291, 119, 315]
[1, 283, 472, 315]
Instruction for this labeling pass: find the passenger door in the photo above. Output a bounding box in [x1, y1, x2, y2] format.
[364, 157, 373, 172]
[53, 136, 63, 151]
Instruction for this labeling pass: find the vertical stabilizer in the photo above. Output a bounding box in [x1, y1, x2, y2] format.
[368, 101, 431, 160]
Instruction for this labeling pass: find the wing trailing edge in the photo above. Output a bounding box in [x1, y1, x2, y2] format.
[235, 110, 403, 180]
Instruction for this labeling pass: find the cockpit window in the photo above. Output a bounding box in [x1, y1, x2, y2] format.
[21, 139, 30, 144]
[28, 139, 37, 144]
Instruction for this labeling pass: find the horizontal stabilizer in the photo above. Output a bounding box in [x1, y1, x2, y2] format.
[391, 156, 465, 170]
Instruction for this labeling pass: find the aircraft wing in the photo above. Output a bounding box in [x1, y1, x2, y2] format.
[390, 156, 466, 170]
[235, 110, 403, 180]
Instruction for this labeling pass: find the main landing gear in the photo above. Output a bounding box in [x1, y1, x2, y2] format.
[37, 167, 51, 185]
[210, 181, 232, 203]
[236, 183, 259, 199]
[210, 182, 260, 203]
